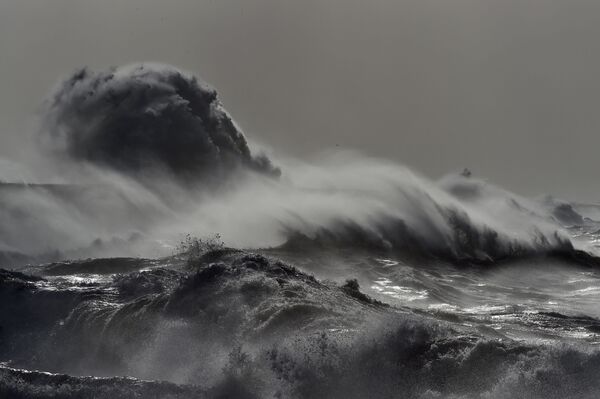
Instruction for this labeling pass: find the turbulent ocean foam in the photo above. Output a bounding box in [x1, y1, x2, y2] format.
[2, 64, 600, 398]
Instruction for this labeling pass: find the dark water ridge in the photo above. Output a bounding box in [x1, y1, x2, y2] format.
[3, 249, 600, 398]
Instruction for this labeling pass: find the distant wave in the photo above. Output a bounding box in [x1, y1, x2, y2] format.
[0, 63, 598, 270]
[1, 162, 599, 268]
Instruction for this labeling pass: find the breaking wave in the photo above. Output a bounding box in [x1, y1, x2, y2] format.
[1, 156, 598, 268]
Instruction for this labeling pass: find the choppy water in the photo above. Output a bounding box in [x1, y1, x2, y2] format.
[3, 225, 600, 398]
[2, 63, 600, 398]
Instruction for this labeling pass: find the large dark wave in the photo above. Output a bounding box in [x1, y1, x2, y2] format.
[3, 250, 600, 398]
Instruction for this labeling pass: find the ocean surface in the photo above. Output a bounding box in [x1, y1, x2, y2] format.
[2, 64, 600, 398]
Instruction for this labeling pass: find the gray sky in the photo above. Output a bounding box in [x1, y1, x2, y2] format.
[1, 0, 599, 200]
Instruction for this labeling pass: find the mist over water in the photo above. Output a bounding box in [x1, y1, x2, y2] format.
[2, 63, 595, 264]
[2, 64, 600, 398]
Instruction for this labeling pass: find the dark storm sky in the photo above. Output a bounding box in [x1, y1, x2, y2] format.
[1, 0, 599, 200]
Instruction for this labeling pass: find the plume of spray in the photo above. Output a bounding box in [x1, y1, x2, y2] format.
[40, 63, 280, 185]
